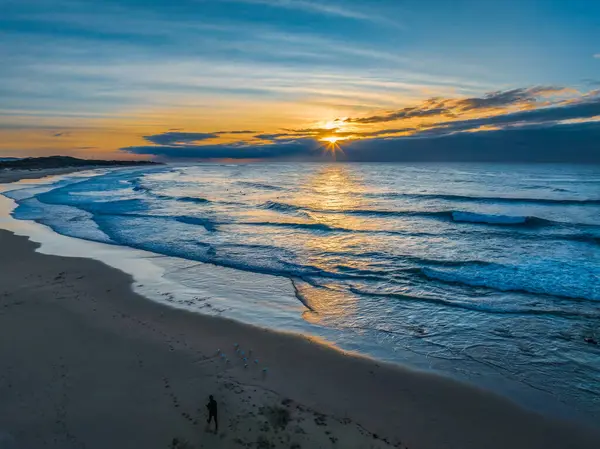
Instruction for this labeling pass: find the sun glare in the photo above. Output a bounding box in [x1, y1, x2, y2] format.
[320, 136, 345, 159]
[323, 120, 339, 130]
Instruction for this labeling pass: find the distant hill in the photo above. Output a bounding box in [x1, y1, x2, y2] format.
[0, 156, 159, 170]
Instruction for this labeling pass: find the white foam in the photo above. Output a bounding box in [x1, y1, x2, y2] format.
[0, 172, 306, 332]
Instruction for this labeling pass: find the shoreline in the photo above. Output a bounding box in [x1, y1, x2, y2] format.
[2, 229, 599, 449]
[1, 168, 599, 448]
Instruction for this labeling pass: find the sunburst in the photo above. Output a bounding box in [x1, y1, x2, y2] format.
[322, 136, 341, 144]
[320, 136, 345, 158]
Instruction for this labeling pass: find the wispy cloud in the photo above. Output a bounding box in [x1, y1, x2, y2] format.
[143, 130, 259, 145]
[124, 120, 600, 163]
[2, 0, 599, 160]
[345, 86, 573, 124]
[594, 54, 600, 59]
[125, 139, 323, 160]
[216, 130, 258, 134]
[0, 0, 492, 128]
[123, 90, 600, 162]
[143, 132, 218, 146]
[215, 0, 400, 25]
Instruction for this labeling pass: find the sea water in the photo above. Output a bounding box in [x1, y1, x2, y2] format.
[4, 163, 600, 421]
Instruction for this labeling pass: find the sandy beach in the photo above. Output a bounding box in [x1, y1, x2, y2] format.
[1, 170, 599, 449]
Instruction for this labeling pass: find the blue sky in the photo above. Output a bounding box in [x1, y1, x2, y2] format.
[1, 0, 599, 161]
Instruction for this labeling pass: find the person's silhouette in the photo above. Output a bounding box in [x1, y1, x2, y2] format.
[206, 395, 218, 432]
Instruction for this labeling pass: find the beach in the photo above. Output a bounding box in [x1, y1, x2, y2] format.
[1, 169, 600, 449]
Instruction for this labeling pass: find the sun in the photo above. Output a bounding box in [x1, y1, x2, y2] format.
[321, 136, 341, 144]
[320, 136, 345, 159]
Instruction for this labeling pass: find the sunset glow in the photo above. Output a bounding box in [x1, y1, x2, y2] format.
[0, 1, 598, 162]
[321, 136, 342, 144]
[2, 2, 600, 443]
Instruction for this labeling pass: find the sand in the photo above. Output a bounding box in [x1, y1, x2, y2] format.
[1, 170, 599, 449]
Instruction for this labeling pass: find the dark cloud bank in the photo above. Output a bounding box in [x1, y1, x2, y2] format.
[124, 88, 600, 163]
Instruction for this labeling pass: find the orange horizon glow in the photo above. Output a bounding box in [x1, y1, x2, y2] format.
[1, 87, 596, 160]
[321, 136, 342, 144]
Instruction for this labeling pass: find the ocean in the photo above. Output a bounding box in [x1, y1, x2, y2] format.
[4, 162, 600, 421]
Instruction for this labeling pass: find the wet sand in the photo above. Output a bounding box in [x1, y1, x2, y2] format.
[1, 170, 599, 449]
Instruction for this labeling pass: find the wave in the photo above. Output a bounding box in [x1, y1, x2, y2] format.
[243, 220, 479, 238]
[130, 178, 151, 193]
[347, 209, 558, 227]
[348, 287, 599, 319]
[237, 181, 285, 191]
[42, 197, 149, 216]
[420, 263, 600, 302]
[163, 195, 211, 204]
[25, 184, 600, 246]
[131, 184, 149, 193]
[349, 209, 563, 228]
[260, 200, 434, 218]
[130, 179, 212, 205]
[243, 221, 340, 232]
[373, 192, 600, 206]
[26, 191, 600, 305]
[92, 217, 395, 284]
[450, 211, 541, 225]
[261, 200, 597, 229]
[82, 205, 600, 253]
[261, 200, 303, 213]
[175, 216, 218, 232]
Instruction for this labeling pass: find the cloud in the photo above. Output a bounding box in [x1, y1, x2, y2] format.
[123, 94, 600, 163]
[346, 86, 571, 124]
[123, 121, 600, 163]
[255, 127, 418, 140]
[251, 88, 598, 142]
[254, 133, 297, 141]
[347, 106, 446, 124]
[143, 132, 218, 145]
[344, 121, 600, 163]
[220, 0, 392, 24]
[420, 94, 600, 134]
[143, 130, 261, 145]
[255, 127, 333, 141]
[594, 54, 600, 59]
[281, 127, 331, 133]
[451, 86, 569, 110]
[358, 127, 416, 137]
[125, 139, 321, 160]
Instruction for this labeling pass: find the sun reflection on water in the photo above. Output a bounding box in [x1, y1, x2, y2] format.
[298, 165, 372, 323]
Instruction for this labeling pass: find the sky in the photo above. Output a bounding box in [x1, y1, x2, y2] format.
[1, 0, 599, 162]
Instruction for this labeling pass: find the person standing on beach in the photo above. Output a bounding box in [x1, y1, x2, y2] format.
[206, 395, 218, 432]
